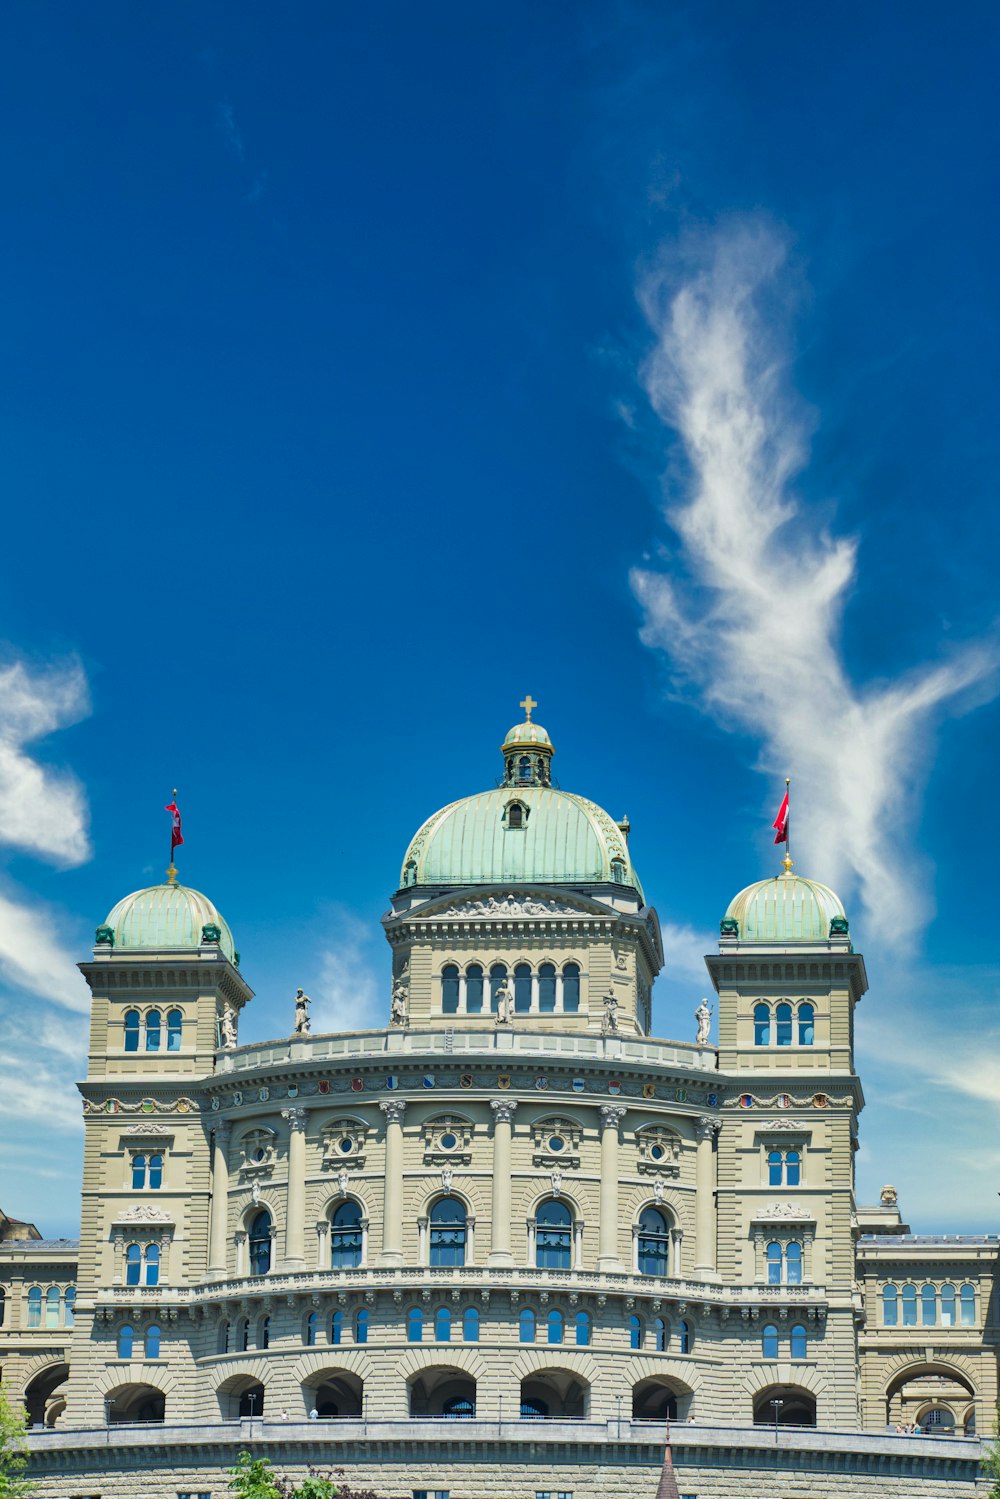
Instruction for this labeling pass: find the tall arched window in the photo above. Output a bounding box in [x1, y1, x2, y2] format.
[489, 964, 508, 1014]
[434, 1307, 452, 1342]
[517, 755, 532, 783]
[218, 1320, 230, 1354]
[460, 1307, 478, 1342]
[562, 963, 580, 1013]
[330, 1310, 343, 1345]
[940, 1284, 956, 1327]
[507, 802, 524, 829]
[798, 1003, 815, 1045]
[355, 1309, 369, 1344]
[766, 1241, 783, 1284]
[519, 1308, 536, 1343]
[466, 964, 484, 1013]
[629, 1314, 643, 1350]
[536, 1200, 572, 1270]
[148, 1154, 163, 1190]
[902, 1284, 917, 1326]
[761, 1323, 779, 1359]
[539, 963, 556, 1013]
[654, 1317, 667, 1351]
[677, 1319, 691, 1354]
[124, 1010, 140, 1052]
[790, 1323, 808, 1359]
[786, 1151, 801, 1187]
[0, 1288, 5, 1327]
[249, 1210, 272, 1276]
[27, 1286, 41, 1328]
[882, 1284, 899, 1326]
[132, 1154, 148, 1190]
[64, 1287, 75, 1328]
[921, 1284, 937, 1325]
[166, 1009, 183, 1051]
[775, 1004, 793, 1046]
[960, 1284, 977, 1326]
[117, 1323, 134, 1359]
[238, 1317, 250, 1352]
[514, 963, 532, 1013]
[429, 1197, 467, 1267]
[145, 1323, 161, 1359]
[259, 1316, 270, 1349]
[547, 1309, 563, 1345]
[575, 1311, 591, 1347]
[306, 1312, 318, 1346]
[767, 1151, 783, 1187]
[331, 1199, 363, 1268]
[754, 1004, 771, 1045]
[442, 965, 460, 1014]
[145, 1244, 159, 1287]
[45, 1286, 60, 1328]
[145, 1009, 161, 1051]
[406, 1308, 423, 1343]
[637, 1207, 670, 1277]
[125, 1245, 142, 1287]
[785, 1241, 803, 1285]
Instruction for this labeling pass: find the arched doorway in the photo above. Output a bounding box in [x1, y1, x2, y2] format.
[23, 1363, 69, 1427]
[302, 1370, 363, 1418]
[216, 1376, 266, 1420]
[519, 1370, 588, 1420]
[753, 1386, 816, 1427]
[885, 1364, 975, 1432]
[105, 1384, 166, 1424]
[632, 1378, 682, 1422]
[408, 1368, 476, 1418]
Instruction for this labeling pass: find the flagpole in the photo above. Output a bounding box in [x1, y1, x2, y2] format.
[167, 788, 178, 884]
[783, 776, 792, 875]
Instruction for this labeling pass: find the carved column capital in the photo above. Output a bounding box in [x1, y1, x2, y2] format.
[599, 1104, 627, 1132]
[696, 1116, 721, 1141]
[281, 1107, 307, 1132]
[490, 1097, 519, 1125]
[379, 1098, 408, 1126]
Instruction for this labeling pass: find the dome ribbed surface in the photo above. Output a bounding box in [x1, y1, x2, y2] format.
[104, 883, 236, 961]
[401, 786, 642, 897]
[501, 720, 554, 751]
[724, 874, 846, 941]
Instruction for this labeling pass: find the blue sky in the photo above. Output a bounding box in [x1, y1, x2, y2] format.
[1, 1, 999, 1237]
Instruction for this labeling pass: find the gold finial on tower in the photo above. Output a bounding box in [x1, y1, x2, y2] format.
[519, 694, 538, 721]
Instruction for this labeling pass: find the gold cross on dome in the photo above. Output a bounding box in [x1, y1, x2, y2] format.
[520, 694, 538, 721]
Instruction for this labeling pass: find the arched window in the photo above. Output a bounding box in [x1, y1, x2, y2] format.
[767, 1151, 783, 1187]
[132, 1154, 147, 1190]
[125, 1245, 142, 1287]
[27, 1286, 41, 1328]
[0, 1288, 4, 1327]
[766, 1241, 783, 1284]
[798, 1003, 815, 1045]
[519, 1308, 536, 1343]
[785, 1241, 803, 1285]
[145, 1009, 161, 1051]
[940, 1284, 956, 1327]
[489, 964, 508, 1013]
[562, 963, 580, 1013]
[775, 1003, 792, 1046]
[575, 1310, 591, 1347]
[536, 1200, 572, 1270]
[882, 1284, 898, 1326]
[249, 1210, 272, 1276]
[466, 964, 484, 1014]
[259, 1316, 270, 1349]
[355, 1309, 369, 1344]
[148, 1154, 163, 1190]
[902, 1284, 917, 1326]
[790, 1323, 808, 1359]
[754, 1004, 771, 1046]
[761, 1323, 779, 1360]
[517, 755, 532, 783]
[124, 1010, 140, 1052]
[306, 1312, 318, 1346]
[547, 1309, 563, 1345]
[45, 1286, 60, 1328]
[331, 1310, 343, 1345]
[331, 1199, 363, 1268]
[64, 1286, 75, 1328]
[429, 1196, 467, 1267]
[629, 1314, 644, 1350]
[921, 1284, 937, 1325]
[145, 1324, 161, 1359]
[407, 1308, 423, 1343]
[677, 1319, 691, 1354]
[786, 1150, 800, 1187]
[218, 1320, 230, 1354]
[166, 1009, 183, 1051]
[611, 858, 626, 883]
[145, 1244, 160, 1287]
[463, 1307, 479, 1342]
[654, 1317, 667, 1352]
[435, 1308, 452, 1342]
[539, 963, 556, 1013]
[637, 1207, 670, 1277]
[514, 963, 532, 1013]
[238, 1317, 250, 1352]
[507, 802, 524, 829]
[442, 965, 459, 1014]
[117, 1323, 134, 1359]
[960, 1284, 977, 1326]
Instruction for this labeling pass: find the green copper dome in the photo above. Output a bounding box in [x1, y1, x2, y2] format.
[103, 881, 237, 962]
[723, 873, 847, 942]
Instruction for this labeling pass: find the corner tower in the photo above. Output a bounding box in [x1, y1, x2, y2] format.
[385, 701, 663, 1035]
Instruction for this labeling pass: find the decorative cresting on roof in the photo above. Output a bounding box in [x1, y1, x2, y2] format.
[399, 702, 642, 895]
[103, 882, 237, 962]
[722, 873, 847, 942]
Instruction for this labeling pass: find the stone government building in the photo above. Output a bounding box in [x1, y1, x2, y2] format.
[1, 705, 996, 1496]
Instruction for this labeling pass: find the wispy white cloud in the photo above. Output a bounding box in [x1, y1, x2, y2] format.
[0, 657, 90, 865]
[311, 905, 385, 1034]
[631, 220, 1000, 944]
[0, 887, 90, 1012]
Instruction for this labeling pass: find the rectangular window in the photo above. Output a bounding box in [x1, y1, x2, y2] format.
[412, 1493, 449, 1499]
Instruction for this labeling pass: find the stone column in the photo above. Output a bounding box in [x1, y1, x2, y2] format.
[281, 1108, 307, 1272]
[694, 1117, 721, 1281]
[488, 1098, 518, 1266]
[207, 1122, 231, 1280]
[379, 1098, 407, 1265]
[598, 1105, 627, 1271]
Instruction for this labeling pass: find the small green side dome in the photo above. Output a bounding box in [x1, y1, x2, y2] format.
[103, 881, 237, 962]
[724, 873, 847, 941]
[501, 719, 554, 753]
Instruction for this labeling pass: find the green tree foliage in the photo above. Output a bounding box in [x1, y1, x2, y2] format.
[227, 1454, 395, 1499]
[0, 1387, 29, 1499]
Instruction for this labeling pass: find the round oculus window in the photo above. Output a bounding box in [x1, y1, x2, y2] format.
[338, 1137, 354, 1155]
[548, 1135, 565, 1152]
[439, 1132, 458, 1151]
[649, 1143, 665, 1161]
[252, 1146, 266, 1163]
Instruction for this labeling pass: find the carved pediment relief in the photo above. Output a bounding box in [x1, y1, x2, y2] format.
[413, 889, 614, 922]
